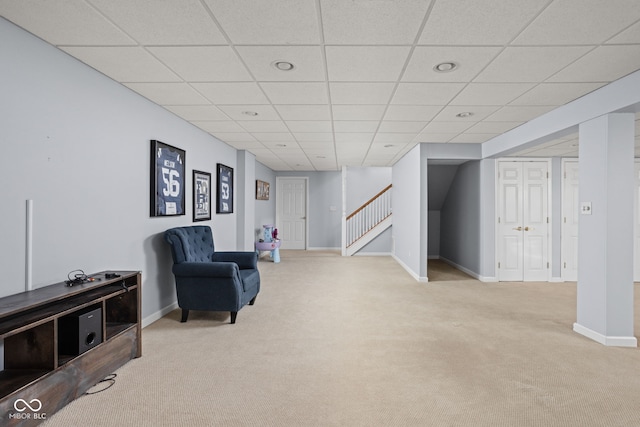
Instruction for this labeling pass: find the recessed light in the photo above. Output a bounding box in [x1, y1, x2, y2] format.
[241, 111, 258, 116]
[456, 112, 474, 118]
[276, 143, 287, 147]
[434, 62, 458, 73]
[272, 60, 295, 71]
[316, 155, 326, 159]
[383, 144, 395, 148]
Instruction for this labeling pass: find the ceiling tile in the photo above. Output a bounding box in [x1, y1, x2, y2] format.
[510, 83, 605, 106]
[60, 46, 180, 82]
[333, 121, 379, 132]
[294, 133, 335, 142]
[250, 133, 296, 142]
[275, 105, 332, 121]
[320, 0, 430, 44]
[513, 0, 640, 45]
[286, 121, 333, 133]
[164, 105, 230, 121]
[193, 121, 245, 133]
[474, 46, 593, 83]
[329, 83, 395, 105]
[421, 121, 474, 133]
[212, 132, 256, 142]
[403, 46, 502, 82]
[0, 0, 135, 45]
[325, 46, 411, 81]
[384, 105, 442, 121]
[414, 133, 457, 143]
[419, 0, 548, 45]
[259, 140, 300, 150]
[90, 0, 227, 45]
[204, 0, 321, 44]
[332, 105, 387, 121]
[260, 82, 329, 104]
[391, 83, 465, 105]
[192, 83, 269, 105]
[432, 106, 500, 121]
[148, 47, 252, 81]
[547, 45, 640, 83]
[124, 83, 210, 105]
[218, 105, 281, 121]
[226, 141, 267, 150]
[237, 121, 289, 133]
[236, 46, 325, 81]
[485, 105, 555, 122]
[465, 121, 522, 133]
[607, 20, 640, 44]
[450, 83, 535, 106]
[335, 133, 374, 144]
[373, 133, 417, 143]
[378, 122, 427, 133]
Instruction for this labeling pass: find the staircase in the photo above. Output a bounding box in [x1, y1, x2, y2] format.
[342, 184, 392, 256]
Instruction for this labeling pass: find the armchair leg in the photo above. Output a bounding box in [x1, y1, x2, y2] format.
[249, 296, 257, 305]
[181, 309, 189, 323]
[230, 311, 237, 324]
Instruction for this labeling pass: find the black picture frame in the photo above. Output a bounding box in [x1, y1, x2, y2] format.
[216, 163, 233, 214]
[150, 140, 186, 217]
[193, 170, 212, 222]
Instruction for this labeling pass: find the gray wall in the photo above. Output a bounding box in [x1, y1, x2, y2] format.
[1, 19, 239, 324]
[440, 161, 482, 276]
[427, 164, 459, 258]
[276, 171, 342, 249]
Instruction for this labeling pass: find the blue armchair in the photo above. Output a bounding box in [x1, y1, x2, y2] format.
[164, 225, 260, 324]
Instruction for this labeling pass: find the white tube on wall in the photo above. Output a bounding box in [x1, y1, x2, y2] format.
[26, 199, 33, 291]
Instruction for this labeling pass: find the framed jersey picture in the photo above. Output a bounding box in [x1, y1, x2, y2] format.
[150, 140, 186, 217]
[216, 163, 233, 214]
[193, 170, 211, 222]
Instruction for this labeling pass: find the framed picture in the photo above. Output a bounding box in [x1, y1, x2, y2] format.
[150, 140, 185, 217]
[256, 180, 270, 200]
[193, 170, 211, 222]
[216, 163, 233, 214]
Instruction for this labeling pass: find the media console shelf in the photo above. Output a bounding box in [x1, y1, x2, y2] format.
[0, 271, 141, 426]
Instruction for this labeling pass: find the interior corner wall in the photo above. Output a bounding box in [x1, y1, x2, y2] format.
[392, 145, 425, 280]
[276, 171, 342, 249]
[0, 18, 240, 323]
[254, 162, 277, 242]
[479, 159, 497, 280]
[440, 161, 482, 276]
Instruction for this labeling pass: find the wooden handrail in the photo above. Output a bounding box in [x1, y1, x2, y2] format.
[346, 184, 392, 220]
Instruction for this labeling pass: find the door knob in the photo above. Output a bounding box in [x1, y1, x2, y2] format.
[524, 226, 530, 231]
[513, 226, 522, 231]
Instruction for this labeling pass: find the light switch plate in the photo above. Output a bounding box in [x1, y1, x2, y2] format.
[580, 202, 592, 215]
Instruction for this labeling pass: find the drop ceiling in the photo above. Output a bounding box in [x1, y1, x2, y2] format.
[2, 0, 640, 170]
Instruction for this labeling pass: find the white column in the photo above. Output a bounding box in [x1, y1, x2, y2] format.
[574, 113, 637, 347]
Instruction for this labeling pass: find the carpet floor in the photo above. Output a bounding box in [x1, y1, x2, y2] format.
[43, 251, 640, 426]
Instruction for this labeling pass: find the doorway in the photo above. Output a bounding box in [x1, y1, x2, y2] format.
[276, 177, 308, 250]
[497, 160, 550, 281]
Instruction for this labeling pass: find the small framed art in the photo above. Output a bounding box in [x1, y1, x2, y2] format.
[216, 163, 233, 214]
[150, 140, 185, 217]
[256, 180, 270, 200]
[193, 170, 211, 222]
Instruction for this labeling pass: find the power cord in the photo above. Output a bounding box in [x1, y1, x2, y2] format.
[85, 374, 117, 395]
[65, 269, 99, 286]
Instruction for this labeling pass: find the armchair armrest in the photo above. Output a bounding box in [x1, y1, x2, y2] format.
[213, 251, 258, 269]
[172, 262, 239, 278]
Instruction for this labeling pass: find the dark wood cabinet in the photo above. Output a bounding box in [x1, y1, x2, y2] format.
[0, 271, 141, 426]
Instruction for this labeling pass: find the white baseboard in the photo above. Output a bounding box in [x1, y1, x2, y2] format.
[438, 257, 481, 281]
[573, 323, 638, 347]
[353, 252, 392, 257]
[307, 247, 341, 251]
[479, 276, 498, 283]
[392, 254, 428, 282]
[549, 277, 564, 283]
[142, 301, 178, 328]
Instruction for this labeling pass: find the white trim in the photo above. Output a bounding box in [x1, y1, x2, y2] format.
[549, 277, 564, 283]
[352, 252, 392, 257]
[392, 254, 428, 282]
[479, 276, 498, 283]
[307, 247, 340, 251]
[142, 301, 178, 328]
[573, 323, 638, 347]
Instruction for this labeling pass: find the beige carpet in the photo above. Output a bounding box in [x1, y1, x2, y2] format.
[43, 251, 640, 426]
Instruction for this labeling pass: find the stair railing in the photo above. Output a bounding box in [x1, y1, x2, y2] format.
[344, 184, 392, 249]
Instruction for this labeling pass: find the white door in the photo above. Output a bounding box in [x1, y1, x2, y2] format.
[561, 161, 579, 281]
[277, 178, 307, 250]
[497, 161, 549, 281]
